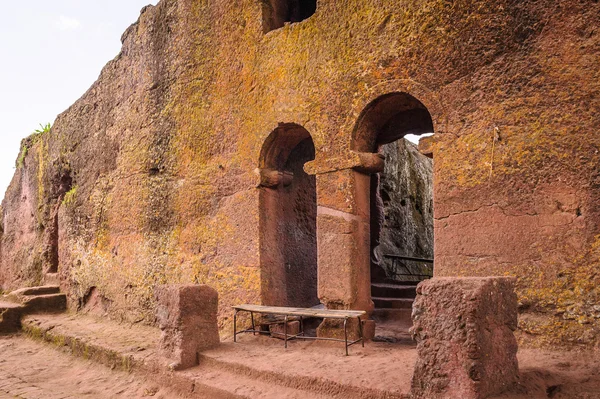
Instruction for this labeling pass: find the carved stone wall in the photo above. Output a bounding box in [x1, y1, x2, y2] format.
[0, 0, 597, 346]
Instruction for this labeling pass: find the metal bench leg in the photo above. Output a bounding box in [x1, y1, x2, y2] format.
[284, 315, 289, 349]
[344, 317, 349, 356]
[233, 309, 238, 342]
[358, 317, 364, 348]
[300, 316, 304, 336]
[251, 312, 256, 335]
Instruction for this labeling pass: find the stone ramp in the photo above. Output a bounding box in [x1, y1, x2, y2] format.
[20, 313, 414, 398]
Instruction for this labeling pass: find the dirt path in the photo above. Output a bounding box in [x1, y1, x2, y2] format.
[0, 335, 178, 399]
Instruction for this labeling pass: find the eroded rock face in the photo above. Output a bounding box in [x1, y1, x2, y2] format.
[411, 277, 519, 399]
[371, 139, 433, 282]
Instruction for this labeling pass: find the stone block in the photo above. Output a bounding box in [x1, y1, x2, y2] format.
[155, 284, 220, 370]
[269, 320, 300, 339]
[410, 277, 518, 399]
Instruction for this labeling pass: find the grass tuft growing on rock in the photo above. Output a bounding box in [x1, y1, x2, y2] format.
[16, 123, 51, 168]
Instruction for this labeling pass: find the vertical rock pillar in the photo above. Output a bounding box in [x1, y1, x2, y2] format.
[305, 157, 377, 339]
[155, 284, 220, 370]
[410, 277, 519, 399]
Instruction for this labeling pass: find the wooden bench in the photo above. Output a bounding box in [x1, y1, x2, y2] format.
[232, 304, 366, 355]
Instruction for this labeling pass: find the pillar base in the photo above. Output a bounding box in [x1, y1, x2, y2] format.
[316, 318, 375, 341]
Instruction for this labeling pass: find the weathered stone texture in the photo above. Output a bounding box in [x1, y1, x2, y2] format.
[269, 320, 300, 339]
[372, 139, 433, 281]
[0, 0, 597, 346]
[411, 277, 519, 399]
[155, 284, 220, 370]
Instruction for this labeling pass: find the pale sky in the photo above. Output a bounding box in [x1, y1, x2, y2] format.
[0, 1, 427, 199]
[0, 0, 157, 198]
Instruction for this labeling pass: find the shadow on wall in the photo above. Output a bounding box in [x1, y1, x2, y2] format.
[262, 0, 318, 33]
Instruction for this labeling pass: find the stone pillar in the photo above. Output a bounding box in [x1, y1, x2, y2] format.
[155, 284, 220, 370]
[410, 277, 519, 399]
[310, 167, 374, 339]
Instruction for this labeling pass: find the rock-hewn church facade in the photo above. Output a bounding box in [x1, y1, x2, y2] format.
[1, 0, 598, 347]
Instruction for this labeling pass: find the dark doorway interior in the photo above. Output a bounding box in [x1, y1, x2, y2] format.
[259, 125, 318, 308]
[47, 170, 73, 274]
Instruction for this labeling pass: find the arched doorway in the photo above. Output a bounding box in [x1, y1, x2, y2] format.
[258, 123, 318, 308]
[352, 93, 434, 339]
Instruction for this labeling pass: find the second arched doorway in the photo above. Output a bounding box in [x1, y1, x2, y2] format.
[352, 92, 435, 338]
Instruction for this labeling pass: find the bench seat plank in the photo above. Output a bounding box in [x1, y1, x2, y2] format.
[233, 304, 365, 319]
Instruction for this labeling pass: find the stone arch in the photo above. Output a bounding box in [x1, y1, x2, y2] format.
[350, 91, 435, 329]
[257, 123, 318, 308]
[345, 79, 446, 151]
[351, 92, 435, 153]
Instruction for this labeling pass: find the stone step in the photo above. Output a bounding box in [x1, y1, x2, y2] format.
[21, 293, 67, 314]
[1, 286, 67, 333]
[0, 301, 25, 334]
[3, 286, 66, 315]
[21, 313, 159, 372]
[18, 314, 357, 399]
[198, 354, 406, 399]
[187, 363, 337, 399]
[372, 297, 414, 309]
[382, 280, 421, 286]
[371, 283, 417, 299]
[8, 285, 60, 297]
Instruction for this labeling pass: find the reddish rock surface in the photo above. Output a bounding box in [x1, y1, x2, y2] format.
[411, 277, 519, 399]
[155, 284, 220, 370]
[0, 0, 597, 348]
[269, 320, 300, 339]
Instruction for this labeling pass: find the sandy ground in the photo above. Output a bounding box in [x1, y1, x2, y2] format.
[0, 335, 178, 399]
[493, 348, 600, 399]
[204, 334, 417, 395]
[205, 333, 600, 399]
[9, 313, 600, 398]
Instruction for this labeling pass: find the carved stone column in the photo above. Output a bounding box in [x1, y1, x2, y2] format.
[304, 153, 385, 339]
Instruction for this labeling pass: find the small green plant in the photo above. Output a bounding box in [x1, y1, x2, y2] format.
[34, 123, 51, 135]
[16, 123, 51, 168]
